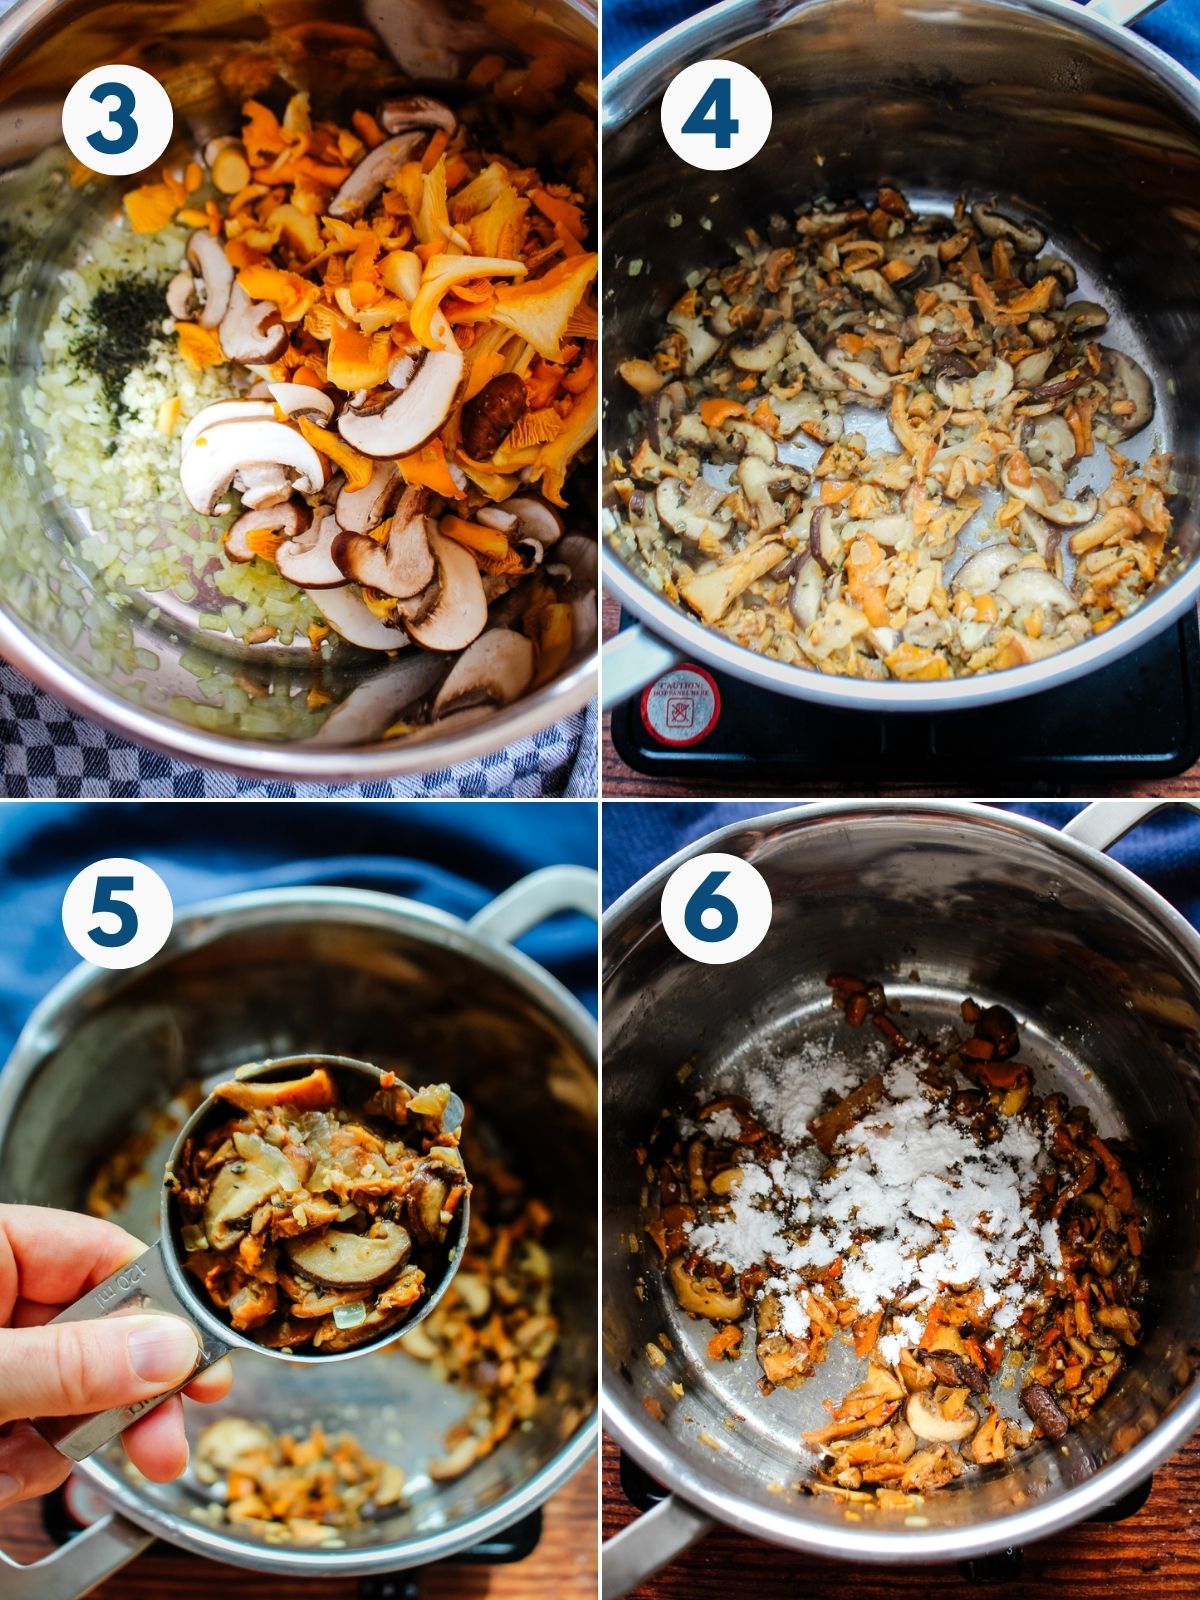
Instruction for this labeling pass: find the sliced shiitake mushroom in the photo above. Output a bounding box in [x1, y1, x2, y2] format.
[950, 542, 1019, 593]
[202, 1132, 304, 1249]
[1098, 347, 1155, 438]
[378, 95, 457, 137]
[329, 131, 428, 220]
[730, 317, 788, 372]
[336, 461, 402, 534]
[971, 202, 1045, 255]
[284, 1222, 413, 1290]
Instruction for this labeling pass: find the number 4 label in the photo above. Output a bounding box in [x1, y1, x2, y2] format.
[62, 857, 174, 970]
[661, 852, 773, 965]
[661, 60, 772, 172]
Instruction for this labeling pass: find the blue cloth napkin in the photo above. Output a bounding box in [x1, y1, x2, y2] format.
[603, 0, 1200, 75]
[0, 800, 598, 1064]
[0, 663, 597, 799]
[602, 801, 1200, 932]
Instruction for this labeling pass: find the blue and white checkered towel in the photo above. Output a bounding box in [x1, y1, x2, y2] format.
[0, 661, 597, 798]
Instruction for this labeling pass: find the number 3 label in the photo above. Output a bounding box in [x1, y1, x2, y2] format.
[661, 60, 772, 172]
[661, 852, 772, 965]
[62, 65, 174, 177]
[62, 857, 174, 970]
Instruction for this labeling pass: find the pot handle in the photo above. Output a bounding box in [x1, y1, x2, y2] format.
[1084, 0, 1169, 24]
[1061, 800, 1200, 854]
[0, 1509, 154, 1600]
[468, 865, 598, 946]
[602, 626, 684, 711]
[602, 1493, 714, 1599]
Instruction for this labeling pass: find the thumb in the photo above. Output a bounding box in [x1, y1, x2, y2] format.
[0, 1314, 202, 1423]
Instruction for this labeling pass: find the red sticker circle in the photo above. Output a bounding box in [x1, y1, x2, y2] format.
[640, 665, 722, 747]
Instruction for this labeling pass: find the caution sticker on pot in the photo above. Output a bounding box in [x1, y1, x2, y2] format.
[641, 665, 721, 747]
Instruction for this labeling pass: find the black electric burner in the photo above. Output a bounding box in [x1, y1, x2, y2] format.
[45, 1476, 542, 1600]
[611, 610, 1200, 793]
[617, 1447, 1152, 1584]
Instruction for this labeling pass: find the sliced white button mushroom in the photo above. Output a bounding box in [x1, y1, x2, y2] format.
[1015, 346, 1057, 388]
[378, 95, 457, 137]
[996, 568, 1079, 613]
[285, 1222, 413, 1289]
[906, 1390, 979, 1443]
[404, 528, 487, 652]
[268, 381, 335, 425]
[188, 229, 235, 329]
[1022, 413, 1077, 472]
[181, 399, 276, 454]
[275, 506, 347, 589]
[824, 346, 892, 400]
[329, 131, 427, 220]
[219, 282, 288, 365]
[496, 494, 565, 548]
[181, 418, 327, 516]
[950, 541, 1019, 593]
[336, 461, 402, 535]
[309, 583, 408, 651]
[432, 628, 535, 717]
[338, 313, 464, 458]
[968, 356, 1014, 410]
[333, 512, 437, 600]
[225, 499, 311, 563]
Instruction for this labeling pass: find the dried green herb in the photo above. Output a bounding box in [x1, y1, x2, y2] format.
[68, 273, 168, 426]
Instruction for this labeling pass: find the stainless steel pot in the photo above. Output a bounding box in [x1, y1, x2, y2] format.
[602, 0, 1200, 713]
[0, 0, 597, 780]
[602, 800, 1200, 1594]
[0, 868, 597, 1597]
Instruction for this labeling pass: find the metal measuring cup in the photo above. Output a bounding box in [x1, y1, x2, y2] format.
[34, 1054, 469, 1462]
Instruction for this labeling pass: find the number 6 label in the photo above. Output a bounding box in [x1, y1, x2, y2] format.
[661, 60, 772, 172]
[62, 857, 174, 970]
[660, 852, 773, 965]
[62, 65, 174, 177]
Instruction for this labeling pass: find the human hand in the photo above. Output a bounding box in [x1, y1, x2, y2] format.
[0, 1203, 232, 1507]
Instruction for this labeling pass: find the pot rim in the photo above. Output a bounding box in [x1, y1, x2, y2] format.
[602, 799, 1200, 1561]
[601, 0, 1200, 713]
[0, 883, 598, 1575]
[0, 0, 597, 781]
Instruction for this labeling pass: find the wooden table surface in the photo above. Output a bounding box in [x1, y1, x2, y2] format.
[601, 1433, 1200, 1598]
[601, 595, 1200, 800]
[0, 1457, 596, 1598]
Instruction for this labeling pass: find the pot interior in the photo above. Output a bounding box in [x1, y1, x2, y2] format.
[603, 0, 1200, 687]
[0, 0, 595, 761]
[603, 807, 1200, 1550]
[0, 898, 596, 1565]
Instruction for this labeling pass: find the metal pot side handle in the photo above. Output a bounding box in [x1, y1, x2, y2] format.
[468, 865, 599, 946]
[0, 1511, 155, 1600]
[1084, 0, 1169, 23]
[601, 626, 684, 711]
[1062, 800, 1200, 855]
[602, 1493, 714, 1600]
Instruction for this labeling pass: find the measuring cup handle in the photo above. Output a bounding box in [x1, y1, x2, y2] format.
[468, 865, 598, 946]
[1062, 800, 1200, 854]
[32, 1239, 230, 1463]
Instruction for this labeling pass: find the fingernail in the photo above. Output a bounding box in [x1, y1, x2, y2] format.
[0, 1472, 21, 1505]
[127, 1318, 201, 1386]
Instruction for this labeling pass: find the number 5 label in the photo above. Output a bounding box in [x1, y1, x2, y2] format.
[62, 65, 174, 178]
[62, 857, 174, 970]
[661, 60, 772, 172]
[660, 852, 773, 965]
